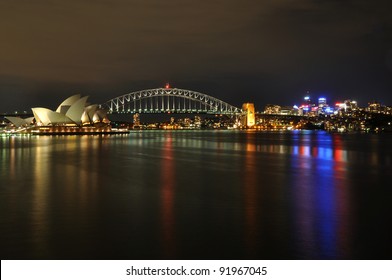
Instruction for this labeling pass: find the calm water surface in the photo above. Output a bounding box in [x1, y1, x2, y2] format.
[1, 130, 391, 259]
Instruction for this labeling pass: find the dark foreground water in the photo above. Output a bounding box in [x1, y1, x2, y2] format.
[1, 130, 391, 259]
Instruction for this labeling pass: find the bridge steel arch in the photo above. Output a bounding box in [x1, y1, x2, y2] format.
[102, 88, 241, 115]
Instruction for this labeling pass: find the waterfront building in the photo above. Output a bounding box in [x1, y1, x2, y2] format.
[32, 94, 109, 126]
[1, 94, 120, 134]
[194, 115, 201, 128]
[133, 113, 140, 127]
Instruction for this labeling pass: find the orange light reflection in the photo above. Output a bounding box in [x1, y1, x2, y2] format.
[243, 139, 258, 256]
[160, 136, 176, 257]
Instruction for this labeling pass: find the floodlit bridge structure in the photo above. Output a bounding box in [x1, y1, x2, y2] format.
[102, 87, 241, 115]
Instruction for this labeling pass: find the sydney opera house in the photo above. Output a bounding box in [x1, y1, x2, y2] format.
[2, 94, 127, 135]
[31, 94, 108, 126]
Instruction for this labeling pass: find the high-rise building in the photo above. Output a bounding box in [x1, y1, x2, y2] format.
[318, 97, 327, 107]
[304, 95, 311, 105]
[300, 94, 314, 115]
[317, 97, 332, 115]
[345, 100, 358, 110]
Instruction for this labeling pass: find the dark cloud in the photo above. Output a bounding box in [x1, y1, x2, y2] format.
[1, 0, 391, 112]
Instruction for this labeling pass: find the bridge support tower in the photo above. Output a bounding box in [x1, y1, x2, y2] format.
[241, 103, 255, 128]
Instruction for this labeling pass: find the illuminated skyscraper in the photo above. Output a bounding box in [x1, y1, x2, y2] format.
[318, 97, 327, 107]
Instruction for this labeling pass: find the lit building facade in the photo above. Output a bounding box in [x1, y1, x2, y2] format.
[264, 104, 281, 114]
[133, 113, 140, 127]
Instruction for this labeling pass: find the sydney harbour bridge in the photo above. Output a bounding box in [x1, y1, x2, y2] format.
[102, 85, 242, 116]
[1, 84, 256, 129]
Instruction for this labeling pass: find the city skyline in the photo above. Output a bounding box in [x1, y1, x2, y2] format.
[1, 0, 392, 113]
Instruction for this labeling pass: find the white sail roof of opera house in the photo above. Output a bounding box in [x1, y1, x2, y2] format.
[32, 107, 74, 125]
[5, 116, 34, 127]
[56, 94, 81, 114]
[32, 95, 107, 126]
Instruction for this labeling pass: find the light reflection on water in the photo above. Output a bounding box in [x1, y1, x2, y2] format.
[160, 135, 176, 258]
[0, 131, 391, 259]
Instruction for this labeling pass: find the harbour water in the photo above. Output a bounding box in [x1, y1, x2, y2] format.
[1, 130, 391, 259]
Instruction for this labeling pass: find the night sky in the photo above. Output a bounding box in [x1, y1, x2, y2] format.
[1, 0, 391, 113]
